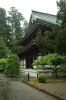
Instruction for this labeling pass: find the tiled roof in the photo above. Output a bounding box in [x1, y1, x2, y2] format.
[18, 10, 57, 45]
[32, 10, 57, 24]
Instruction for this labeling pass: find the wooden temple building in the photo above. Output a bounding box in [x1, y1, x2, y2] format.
[17, 10, 57, 69]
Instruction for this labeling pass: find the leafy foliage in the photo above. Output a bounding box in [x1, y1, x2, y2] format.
[48, 53, 65, 78]
[36, 65, 42, 70]
[0, 37, 7, 58]
[51, 25, 61, 40]
[60, 63, 66, 70]
[0, 7, 28, 54]
[11, 45, 23, 54]
[36, 0, 66, 56]
[55, 0, 66, 55]
[4, 54, 20, 77]
[7, 7, 24, 49]
[0, 58, 7, 72]
[56, 26, 66, 55]
[22, 20, 28, 37]
[0, 8, 8, 38]
[49, 53, 65, 66]
[33, 53, 66, 78]
[57, 0, 66, 27]
[33, 53, 65, 66]
[36, 29, 55, 56]
[37, 74, 46, 83]
[0, 7, 11, 47]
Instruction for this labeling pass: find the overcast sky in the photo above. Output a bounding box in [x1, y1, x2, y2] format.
[0, 0, 59, 22]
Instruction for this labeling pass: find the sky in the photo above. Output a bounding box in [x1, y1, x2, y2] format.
[0, 0, 59, 22]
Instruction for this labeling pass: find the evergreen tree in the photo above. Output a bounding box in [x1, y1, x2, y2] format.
[36, 29, 55, 56]
[8, 7, 24, 45]
[0, 7, 28, 54]
[56, 26, 66, 55]
[55, 0, 66, 55]
[0, 8, 7, 37]
[0, 7, 10, 47]
[0, 37, 7, 58]
[22, 20, 28, 36]
[57, 0, 66, 27]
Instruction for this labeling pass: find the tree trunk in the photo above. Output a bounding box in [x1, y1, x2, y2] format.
[55, 69, 58, 78]
[12, 72, 13, 77]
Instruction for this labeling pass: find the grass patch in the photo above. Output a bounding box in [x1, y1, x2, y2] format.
[27, 77, 66, 84]
[46, 77, 66, 82]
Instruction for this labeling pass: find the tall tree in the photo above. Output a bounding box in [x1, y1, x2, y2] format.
[22, 20, 28, 36]
[0, 8, 7, 37]
[0, 7, 10, 47]
[56, 26, 66, 55]
[8, 7, 24, 48]
[36, 29, 55, 56]
[36, 0, 66, 56]
[55, 0, 66, 55]
[57, 0, 66, 27]
[0, 37, 7, 58]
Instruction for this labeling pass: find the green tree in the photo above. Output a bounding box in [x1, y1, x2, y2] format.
[0, 37, 7, 58]
[48, 53, 65, 78]
[36, 29, 55, 56]
[0, 7, 10, 47]
[56, 26, 66, 55]
[33, 53, 66, 78]
[60, 62, 66, 71]
[22, 20, 28, 36]
[50, 25, 61, 40]
[55, 0, 66, 55]
[4, 54, 20, 77]
[0, 58, 7, 72]
[11, 44, 23, 54]
[57, 0, 66, 27]
[0, 7, 7, 37]
[7, 7, 24, 51]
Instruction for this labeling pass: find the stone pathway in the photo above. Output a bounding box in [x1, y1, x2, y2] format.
[0, 73, 57, 100]
[0, 73, 66, 100]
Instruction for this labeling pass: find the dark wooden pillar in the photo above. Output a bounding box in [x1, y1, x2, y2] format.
[26, 57, 30, 69]
[30, 57, 33, 69]
[26, 57, 33, 69]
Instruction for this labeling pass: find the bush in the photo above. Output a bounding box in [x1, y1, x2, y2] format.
[37, 74, 46, 83]
[36, 65, 42, 70]
[0, 58, 7, 72]
[0, 65, 4, 72]
[4, 54, 20, 77]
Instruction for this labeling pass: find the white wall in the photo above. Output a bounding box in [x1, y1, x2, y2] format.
[20, 59, 26, 69]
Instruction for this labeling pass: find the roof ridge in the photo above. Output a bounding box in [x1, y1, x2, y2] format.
[31, 10, 56, 17]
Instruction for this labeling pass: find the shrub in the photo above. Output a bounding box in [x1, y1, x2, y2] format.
[0, 65, 4, 72]
[4, 54, 20, 77]
[0, 58, 7, 72]
[36, 65, 42, 70]
[37, 74, 46, 83]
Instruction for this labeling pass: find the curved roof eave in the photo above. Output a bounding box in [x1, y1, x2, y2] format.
[17, 39, 36, 55]
[18, 10, 58, 45]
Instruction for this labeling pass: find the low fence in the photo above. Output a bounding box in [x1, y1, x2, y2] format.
[21, 69, 37, 81]
[20, 69, 66, 81]
[37, 70, 66, 77]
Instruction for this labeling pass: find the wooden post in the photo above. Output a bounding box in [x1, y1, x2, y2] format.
[28, 73, 29, 81]
[37, 73, 38, 78]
